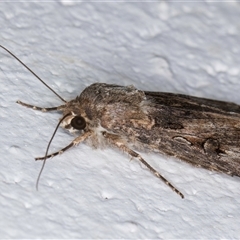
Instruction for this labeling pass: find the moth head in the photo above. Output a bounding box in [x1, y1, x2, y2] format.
[60, 112, 87, 133]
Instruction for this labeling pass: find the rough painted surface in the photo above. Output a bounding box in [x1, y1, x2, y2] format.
[0, 2, 240, 238]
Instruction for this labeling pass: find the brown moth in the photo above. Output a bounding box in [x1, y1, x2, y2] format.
[1, 45, 240, 198]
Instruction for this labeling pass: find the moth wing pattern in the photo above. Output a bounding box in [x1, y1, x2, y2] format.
[140, 91, 240, 177]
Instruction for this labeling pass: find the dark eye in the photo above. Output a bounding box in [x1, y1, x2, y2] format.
[70, 116, 86, 130]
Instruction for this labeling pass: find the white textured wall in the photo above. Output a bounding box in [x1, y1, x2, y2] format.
[0, 1, 240, 238]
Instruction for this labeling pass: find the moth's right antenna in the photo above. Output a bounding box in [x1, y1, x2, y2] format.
[36, 112, 71, 190]
[0, 44, 66, 103]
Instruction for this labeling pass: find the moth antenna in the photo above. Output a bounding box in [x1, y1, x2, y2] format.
[0, 44, 66, 103]
[36, 113, 71, 190]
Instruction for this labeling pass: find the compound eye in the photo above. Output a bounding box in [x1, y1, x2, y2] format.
[70, 116, 86, 130]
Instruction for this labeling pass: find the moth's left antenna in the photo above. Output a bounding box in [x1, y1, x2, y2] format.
[0, 44, 66, 103]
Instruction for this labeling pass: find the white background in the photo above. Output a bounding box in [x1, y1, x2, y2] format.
[1, 1, 240, 238]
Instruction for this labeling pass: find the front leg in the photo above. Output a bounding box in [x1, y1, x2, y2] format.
[102, 131, 184, 198]
[16, 100, 65, 112]
[35, 131, 91, 160]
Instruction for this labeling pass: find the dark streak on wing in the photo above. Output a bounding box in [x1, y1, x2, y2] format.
[145, 91, 240, 116]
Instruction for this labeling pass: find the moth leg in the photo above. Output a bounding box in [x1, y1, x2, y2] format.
[35, 131, 91, 160]
[16, 100, 65, 112]
[103, 132, 184, 199]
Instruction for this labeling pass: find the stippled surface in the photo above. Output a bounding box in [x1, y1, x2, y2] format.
[0, 2, 240, 238]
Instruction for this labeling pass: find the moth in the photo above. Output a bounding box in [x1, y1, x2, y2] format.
[1, 45, 240, 198]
